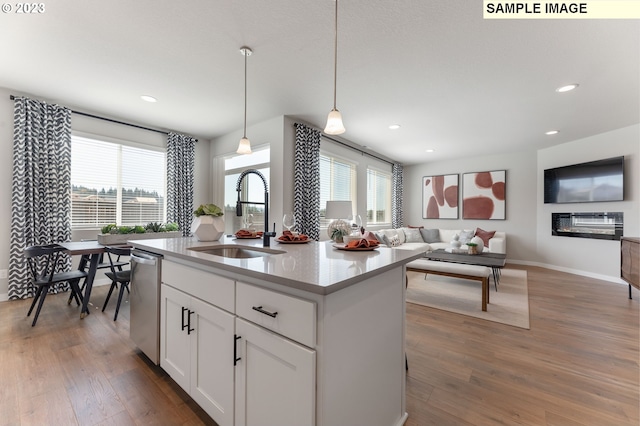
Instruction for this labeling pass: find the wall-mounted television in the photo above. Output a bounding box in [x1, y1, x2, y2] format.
[544, 156, 624, 204]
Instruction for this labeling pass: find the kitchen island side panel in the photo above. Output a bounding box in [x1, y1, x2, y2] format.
[317, 266, 407, 426]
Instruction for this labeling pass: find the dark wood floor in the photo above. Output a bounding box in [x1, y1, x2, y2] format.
[0, 265, 638, 425]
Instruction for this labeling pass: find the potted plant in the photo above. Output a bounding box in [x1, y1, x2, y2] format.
[467, 241, 479, 255]
[191, 203, 225, 241]
[97, 222, 181, 245]
[327, 219, 351, 243]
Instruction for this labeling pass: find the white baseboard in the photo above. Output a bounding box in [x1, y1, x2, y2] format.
[507, 259, 626, 285]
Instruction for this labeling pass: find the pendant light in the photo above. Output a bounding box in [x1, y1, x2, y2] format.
[237, 46, 253, 154]
[324, 0, 345, 135]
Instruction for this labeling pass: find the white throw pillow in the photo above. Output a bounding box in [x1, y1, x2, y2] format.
[458, 229, 475, 244]
[382, 229, 402, 244]
[403, 228, 424, 243]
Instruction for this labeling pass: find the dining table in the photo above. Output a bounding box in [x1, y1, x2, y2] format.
[58, 241, 106, 318]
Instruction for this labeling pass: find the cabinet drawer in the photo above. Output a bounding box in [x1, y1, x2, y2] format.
[236, 282, 316, 348]
[163, 260, 235, 313]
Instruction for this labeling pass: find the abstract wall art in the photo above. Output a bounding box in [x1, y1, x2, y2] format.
[462, 170, 506, 220]
[422, 174, 459, 219]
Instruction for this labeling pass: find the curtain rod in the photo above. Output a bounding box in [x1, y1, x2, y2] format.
[321, 133, 397, 167]
[9, 94, 169, 136]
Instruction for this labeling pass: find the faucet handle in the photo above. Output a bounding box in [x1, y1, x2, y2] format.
[264, 222, 276, 237]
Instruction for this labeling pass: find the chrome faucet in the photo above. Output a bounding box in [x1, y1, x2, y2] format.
[235, 169, 276, 247]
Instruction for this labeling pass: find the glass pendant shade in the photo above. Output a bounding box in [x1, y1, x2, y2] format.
[236, 137, 252, 155]
[324, 109, 345, 135]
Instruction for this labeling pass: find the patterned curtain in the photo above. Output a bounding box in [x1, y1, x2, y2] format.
[392, 163, 404, 229]
[166, 132, 197, 236]
[293, 123, 321, 241]
[9, 97, 72, 300]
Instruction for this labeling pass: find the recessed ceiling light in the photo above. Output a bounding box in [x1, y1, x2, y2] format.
[425, 149, 435, 153]
[556, 84, 579, 93]
[388, 124, 401, 130]
[546, 130, 559, 135]
[141, 95, 157, 102]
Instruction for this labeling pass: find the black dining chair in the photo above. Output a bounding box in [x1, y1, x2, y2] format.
[101, 245, 132, 321]
[24, 244, 89, 326]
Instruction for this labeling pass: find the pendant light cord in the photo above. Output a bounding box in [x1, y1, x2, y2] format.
[332, 0, 339, 110]
[243, 48, 248, 138]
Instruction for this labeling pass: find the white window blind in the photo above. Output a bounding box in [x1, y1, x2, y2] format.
[320, 153, 356, 227]
[367, 168, 392, 224]
[71, 135, 166, 229]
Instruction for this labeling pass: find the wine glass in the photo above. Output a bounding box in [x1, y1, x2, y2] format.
[348, 214, 362, 236]
[242, 213, 254, 230]
[283, 212, 296, 233]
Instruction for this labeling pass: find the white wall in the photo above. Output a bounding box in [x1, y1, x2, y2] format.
[210, 116, 286, 234]
[405, 124, 639, 284]
[0, 88, 14, 299]
[536, 124, 639, 282]
[0, 86, 211, 300]
[404, 150, 539, 264]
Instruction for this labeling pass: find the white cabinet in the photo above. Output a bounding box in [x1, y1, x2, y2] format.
[161, 262, 317, 426]
[159, 258, 406, 426]
[161, 283, 235, 426]
[236, 281, 316, 347]
[234, 282, 316, 425]
[160, 284, 191, 389]
[234, 318, 316, 426]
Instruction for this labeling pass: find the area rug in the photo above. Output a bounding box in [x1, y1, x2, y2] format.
[406, 268, 530, 329]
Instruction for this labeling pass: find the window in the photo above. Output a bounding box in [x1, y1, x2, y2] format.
[319, 152, 356, 227]
[71, 135, 166, 229]
[367, 168, 391, 224]
[223, 147, 270, 234]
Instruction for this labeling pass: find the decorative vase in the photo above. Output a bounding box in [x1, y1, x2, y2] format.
[450, 234, 461, 249]
[191, 216, 224, 241]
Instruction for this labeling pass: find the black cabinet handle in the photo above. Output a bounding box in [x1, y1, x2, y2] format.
[181, 307, 188, 331]
[234, 335, 241, 366]
[187, 310, 194, 335]
[252, 305, 278, 318]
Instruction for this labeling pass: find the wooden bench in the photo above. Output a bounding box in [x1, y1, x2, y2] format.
[406, 259, 492, 311]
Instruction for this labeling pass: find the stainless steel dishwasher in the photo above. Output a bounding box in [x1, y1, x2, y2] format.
[130, 249, 163, 365]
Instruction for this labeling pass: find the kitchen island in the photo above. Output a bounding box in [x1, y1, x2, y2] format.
[130, 236, 423, 426]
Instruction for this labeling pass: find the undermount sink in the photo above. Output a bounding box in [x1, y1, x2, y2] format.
[188, 245, 286, 259]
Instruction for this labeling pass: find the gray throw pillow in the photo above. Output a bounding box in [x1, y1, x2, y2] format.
[375, 232, 391, 247]
[458, 229, 475, 244]
[420, 228, 440, 243]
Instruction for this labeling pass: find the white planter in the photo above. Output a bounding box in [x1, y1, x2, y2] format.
[97, 231, 181, 245]
[191, 216, 225, 241]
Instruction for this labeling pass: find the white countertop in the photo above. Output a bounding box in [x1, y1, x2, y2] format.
[129, 236, 424, 295]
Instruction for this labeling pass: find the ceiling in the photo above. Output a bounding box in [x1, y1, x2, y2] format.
[1, 1, 638, 165]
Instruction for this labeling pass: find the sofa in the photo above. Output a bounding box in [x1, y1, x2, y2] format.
[371, 227, 506, 254]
